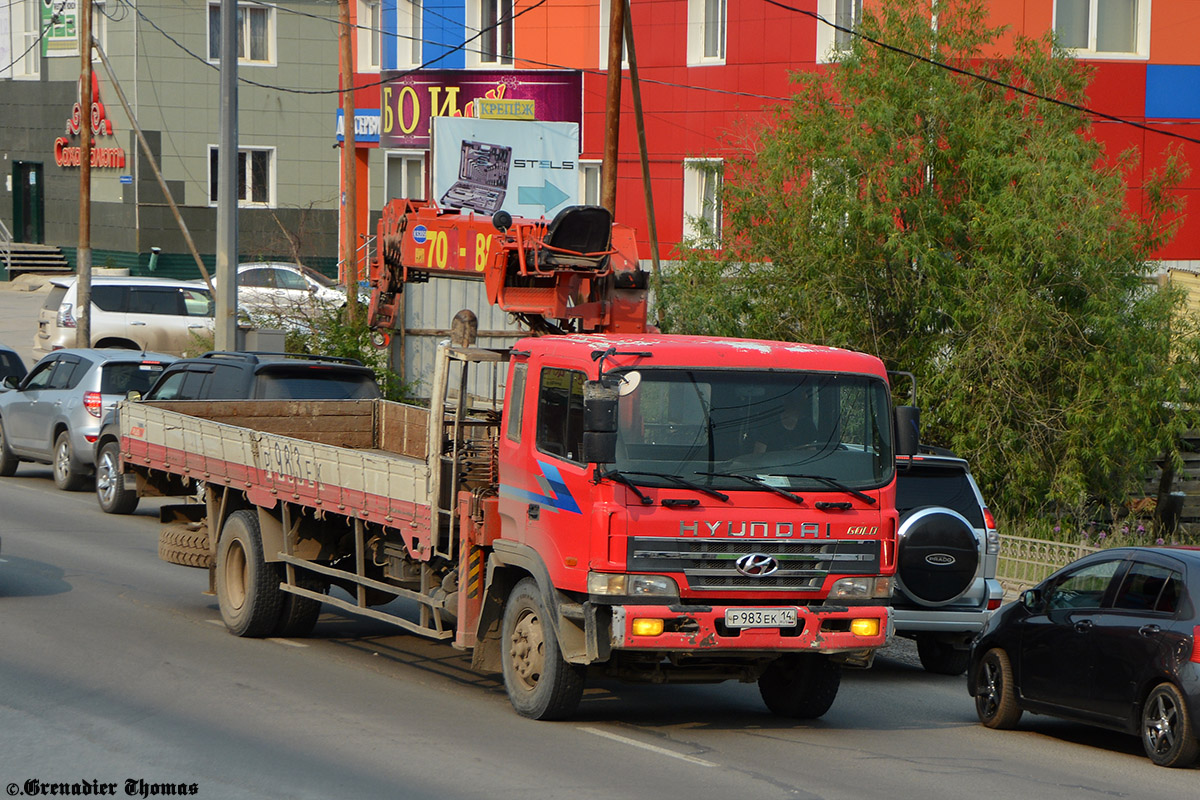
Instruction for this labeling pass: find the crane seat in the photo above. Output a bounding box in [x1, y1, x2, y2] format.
[537, 205, 614, 271]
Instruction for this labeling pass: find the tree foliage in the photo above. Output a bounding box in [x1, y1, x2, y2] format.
[660, 0, 1197, 520]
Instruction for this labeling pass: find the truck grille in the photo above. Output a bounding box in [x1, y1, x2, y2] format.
[627, 537, 881, 592]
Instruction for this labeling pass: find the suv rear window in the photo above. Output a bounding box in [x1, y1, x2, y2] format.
[896, 464, 985, 527]
[253, 371, 380, 400]
[101, 362, 169, 395]
[43, 286, 68, 311]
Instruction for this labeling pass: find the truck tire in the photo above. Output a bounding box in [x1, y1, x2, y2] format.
[96, 441, 139, 514]
[215, 509, 284, 638]
[501, 578, 585, 720]
[974, 648, 1022, 729]
[274, 571, 326, 638]
[916, 633, 970, 676]
[159, 522, 212, 569]
[757, 654, 841, 719]
[53, 431, 88, 492]
[0, 418, 18, 477]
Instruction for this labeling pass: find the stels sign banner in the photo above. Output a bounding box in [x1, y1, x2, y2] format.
[378, 69, 582, 149]
[55, 72, 127, 170]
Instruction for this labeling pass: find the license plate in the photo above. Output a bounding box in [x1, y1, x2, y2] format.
[724, 608, 798, 629]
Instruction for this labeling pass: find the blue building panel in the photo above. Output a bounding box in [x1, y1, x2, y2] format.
[424, 1, 467, 70]
[1145, 65, 1200, 120]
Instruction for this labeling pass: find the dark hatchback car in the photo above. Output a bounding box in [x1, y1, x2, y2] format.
[969, 546, 1200, 767]
[0, 344, 27, 386]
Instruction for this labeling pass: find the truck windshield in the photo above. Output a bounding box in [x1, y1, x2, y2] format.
[609, 369, 894, 493]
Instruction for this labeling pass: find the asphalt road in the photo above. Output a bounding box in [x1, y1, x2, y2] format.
[2, 467, 1199, 798]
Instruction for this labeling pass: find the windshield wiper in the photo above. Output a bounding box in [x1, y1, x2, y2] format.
[776, 473, 876, 505]
[694, 471, 804, 505]
[600, 469, 730, 503]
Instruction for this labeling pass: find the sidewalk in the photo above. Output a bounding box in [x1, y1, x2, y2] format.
[0, 274, 54, 367]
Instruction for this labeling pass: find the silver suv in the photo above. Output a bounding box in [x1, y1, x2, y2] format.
[892, 449, 1003, 674]
[34, 276, 214, 357]
[0, 348, 175, 490]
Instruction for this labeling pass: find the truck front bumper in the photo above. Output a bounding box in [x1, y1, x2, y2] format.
[609, 604, 891, 654]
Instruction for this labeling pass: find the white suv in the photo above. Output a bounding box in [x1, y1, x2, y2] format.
[34, 276, 214, 358]
[892, 449, 1004, 674]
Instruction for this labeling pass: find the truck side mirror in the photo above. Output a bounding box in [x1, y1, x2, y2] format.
[581, 380, 618, 463]
[895, 405, 920, 457]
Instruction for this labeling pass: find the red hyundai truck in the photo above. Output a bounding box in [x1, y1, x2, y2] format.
[123, 202, 913, 719]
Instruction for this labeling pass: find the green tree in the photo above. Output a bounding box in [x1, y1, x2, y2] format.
[661, 0, 1197, 521]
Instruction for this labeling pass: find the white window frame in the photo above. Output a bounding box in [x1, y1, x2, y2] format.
[597, 0, 628, 70]
[686, 0, 727, 66]
[467, 0, 514, 68]
[816, 0, 862, 64]
[385, 151, 427, 203]
[357, 0, 381, 72]
[9, 0, 42, 79]
[208, 145, 276, 208]
[579, 160, 602, 206]
[682, 159, 723, 242]
[396, 0, 423, 69]
[1053, 0, 1150, 60]
[206, 2, 276, 67]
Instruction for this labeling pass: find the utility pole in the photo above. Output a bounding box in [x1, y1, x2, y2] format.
[601, 0, 626, 214]
[76, 0, 93, 348]
[339, 0, 359, 322]
[215, 0, 239, 350]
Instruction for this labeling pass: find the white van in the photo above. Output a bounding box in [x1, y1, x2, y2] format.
[33, 276, 215, 358]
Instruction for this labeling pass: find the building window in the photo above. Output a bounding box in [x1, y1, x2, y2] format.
[683, 159, 723, 242]
[397, 0, 423, 68]
[1054, 0, 1149, 58]
[470, 0, 513, 66]
[9, 0, 42, 79]
[209, 146, 275, 206]
[597, 0, 628, 70]
[579, 161, 602, 206]
[358, 0, 381, 71]
[386, 152, 426, 202]
[816, 0, 862, 63]
[207, 2, 275, 65]
[687, 0, 726, 65]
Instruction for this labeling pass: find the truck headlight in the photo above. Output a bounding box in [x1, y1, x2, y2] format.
[588, 572, 679, 599]
[830, 576, 893, 600]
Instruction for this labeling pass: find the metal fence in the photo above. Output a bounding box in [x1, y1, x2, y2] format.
[995, 534, 1100, 598]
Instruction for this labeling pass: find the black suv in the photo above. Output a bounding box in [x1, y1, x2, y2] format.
[892, 448, 1004, 674]
[94, 351, 380, 514]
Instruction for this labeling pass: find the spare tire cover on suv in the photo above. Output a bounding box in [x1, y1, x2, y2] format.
[896, 507, 979, 605]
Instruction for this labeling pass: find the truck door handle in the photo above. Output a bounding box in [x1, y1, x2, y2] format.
[131, 321, 147, 326]
[1073, 620, 1094, 633]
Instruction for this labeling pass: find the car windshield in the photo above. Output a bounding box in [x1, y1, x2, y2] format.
[608, 368, 894, 493]
[301, 267, 337, 288]
[101, 361, 170, 395]
[254, 370, 380, 400]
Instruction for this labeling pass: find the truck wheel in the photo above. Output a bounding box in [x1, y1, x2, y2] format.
[1142, 682, 1200, 767]
[757, 654, 842, 719]
[96, 441, 139, 514]
[215, 509, 284, 637]
[0, 418, 18, 477]
[916, 633, 970, 676]
[501, 578, 585, 720]
[53, 431, 88, 491]
[159, 522, 213, 569]
[974, 648, 1022, 729]
[274, 571, 326, 638]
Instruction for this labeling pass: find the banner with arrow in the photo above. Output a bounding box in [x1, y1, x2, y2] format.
[431, 117, 580, 220]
